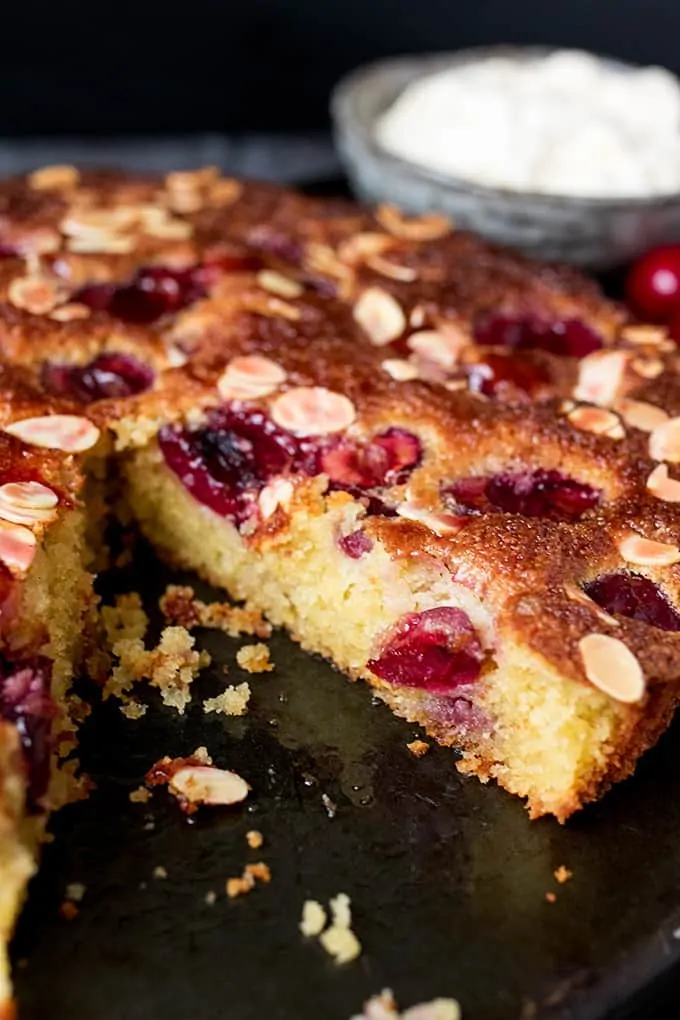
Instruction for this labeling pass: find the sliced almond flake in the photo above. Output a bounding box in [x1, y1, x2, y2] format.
[618, 533, 680, 566]
[209, 178, 243, 206]
[382, 358, 419, 382]
[567, 406, 625, 439]
[271, 387, 356, 437]
[218, 355, 287, 402]
[337, 232, 393, 264]
[563, 583, 620, 626]
[632, 356, 664, 379]
[376, 204, 451, 240]
[7, 275, 67, 315]
[169, 765, 249, 807]
[17, 228, 61, 256]
[620, 324, 668, 346]
[256, 269, 303, 299]
[396, 503, 467, 536]
[144, 217, 193, 241]
[647, 463, 680, 502]
[60, 206, 140, 236]
[165, 167, 219, 192]
[305, 242, 354, 280]
[0, 481, 58, 526]
[410, 305, 426, 329]
[615, 398, 669, 433]
[573, 350, 629, 407]
[244, 294, 301, 321]
[66, 233, 136, 255]
[258, 478, 294, 520]
[4, 414, 100, 453]
[578, 633, 645, 704]
[353, 287, 406, 346]
[649, 416, 680, 463]
[28, 164, 80, 191]
[50, 302, 92, 322]
[0, 519, 37, 575]
[407, 328, 467, 370]
[365, 253, 418, 282]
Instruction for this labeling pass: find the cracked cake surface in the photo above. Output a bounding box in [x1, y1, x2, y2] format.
[0, 164, 678, 1014]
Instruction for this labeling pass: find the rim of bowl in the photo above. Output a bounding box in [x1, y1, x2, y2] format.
[331, 46, 680, 211]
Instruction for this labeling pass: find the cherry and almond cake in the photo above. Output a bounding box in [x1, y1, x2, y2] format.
[0, 164, 678, 1011]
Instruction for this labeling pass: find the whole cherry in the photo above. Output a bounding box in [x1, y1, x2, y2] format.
[626, 245, 680, 322]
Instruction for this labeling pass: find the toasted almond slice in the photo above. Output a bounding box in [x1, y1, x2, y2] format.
[632, 356, 665, 379]
[50, 302, 91, 322]
[647, 463, 680, 502]
[256, 270, 303, 300]
[29, 164, 80, 191]
[4, 414, 100, 453]
[164, 188, 204, 214]
[563, 584, 620, 626]
[7, 276, 67, 315]
[407, 328, 467, 370]
[353, 287, 406, 346]
[620, 324, 668, 346]
[243, 294, 301, 321]
[382, 358, 419, 382]
[618, 533, 680, 566]
[270, 387, 355, 437]
[0, 519, 37, 575]
[0, 481, 59, 526]
[0, 481, 58, 510]
[365, 253, 418, 282]
[396, 503, 467, 536]
[337, 232, 393, 264]
[60, 206, 140, 236]
[66, 233, 136, 255]
[578, 633, 645, 703]
[567, 406, 624, 439]
[376, 204, 451, 240]
[209, 178, 243, 206]
[169, 765, 249, 807]
[573, 350, 629, 406]
[218, 355, 287, 401]
[144, 217, 193, 241]
[165, 167, 219, 192]
[649, 416, 680, 463]
[258, 478, 294, 520]
[615, 398, 669, 433]
[304, 242, 354, 282]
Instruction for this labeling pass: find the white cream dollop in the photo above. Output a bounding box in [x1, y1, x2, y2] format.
[375, 50, 680, 197]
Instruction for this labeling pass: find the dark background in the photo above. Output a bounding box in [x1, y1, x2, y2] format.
[4, 0, 680, 135]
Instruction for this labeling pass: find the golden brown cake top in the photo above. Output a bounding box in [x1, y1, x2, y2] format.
[0, 165, 677, 713]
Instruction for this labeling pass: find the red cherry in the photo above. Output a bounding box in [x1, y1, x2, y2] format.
[626, 246, 680, 322]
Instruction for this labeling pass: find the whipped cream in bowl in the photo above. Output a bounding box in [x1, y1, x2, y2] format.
[331, 47, 680, 267]
[375, 50, 680, 199]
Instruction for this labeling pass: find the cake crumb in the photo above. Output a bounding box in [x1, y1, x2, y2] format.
[236, 643, 274, 674]
[545, 892, 557, 904]
[203, 682, 251, 716]
[129, 785, 152, 804]
[160, 585, 271, 638]
[554, 866, 573, 884]
[246, 829, 263, 849]
[300, 899, 327, 937]
[59, 901, 80, 921]
[120, 700, 148, 720]
[226, 862, 271, 898]
[106, 625, 210, 714]
[65, 882, 86, 903]
[205, 890, 217, 906]
[407, 739, 430, 757]
[153, 866, 168, 880]
[350, 989, 461, 1020]
[102, 592, 149, 647]
[303, 892, 362, 965]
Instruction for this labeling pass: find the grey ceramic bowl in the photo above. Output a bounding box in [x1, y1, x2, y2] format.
[331, 47, 680, 268]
